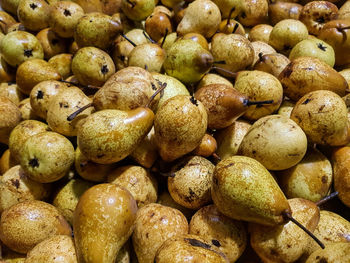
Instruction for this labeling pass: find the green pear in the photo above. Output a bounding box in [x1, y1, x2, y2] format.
[77, 107, 154, 164]
[212, 155, 291, 226]
[121, 0, 155, 21]
[74, 183, 137, 263]
[177, 0, 221, 38]
[163, 39, 213, 84]
[0, 31, 44, 67]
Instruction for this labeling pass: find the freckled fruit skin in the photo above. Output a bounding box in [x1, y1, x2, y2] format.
[212, 156, 291, 226]
[73, 183, 137, 263]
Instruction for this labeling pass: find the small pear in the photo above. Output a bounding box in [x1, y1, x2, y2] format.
[163, 39, 213, 84]
[48, 53, 73, 80]
[17, 0, 50, 31]
[154, 95, 208, 162]
[253, 52, 290, 78]
[74, 183, 137, 263]
[121, 0, 155, 21]
[177, 0, 221, 38]
[212, 155, 291, 226]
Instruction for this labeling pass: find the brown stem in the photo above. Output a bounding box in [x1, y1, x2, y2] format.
[146, 82, 167, 108]
[160, 28, 169, 48]
[212, 152, 221, 161]
[211, 66, 238, 78]
[143, 31, 156, 43]
[227, 7, 236, 25]
[245, 99, 274, 106]
[283, 211, 325, 249]
[315, 192, 339, 207]
[121, 34, 137, 47]
[159, 172, 175, 177]
[67, 103, 93, 121]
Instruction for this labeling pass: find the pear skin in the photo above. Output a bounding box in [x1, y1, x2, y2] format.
[211, 155, 290, 226]
[74, 183, 137, 263]
[77, 108, 154, 164]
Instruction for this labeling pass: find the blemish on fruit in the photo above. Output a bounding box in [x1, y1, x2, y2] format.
[317, 43, 327, 51]
[11, 179, 20, 189]
[211, 239, 221, 247]
[190, 96, 198, 106]
[28, 157, 39, 168]
[101, 65, 109, 74]
[302, 98, 311, 104]
[36, 90, 44, 99]
[321, 176, 328, 183]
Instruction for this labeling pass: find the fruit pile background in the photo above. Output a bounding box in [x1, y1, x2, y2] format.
[0, 0, 350, 262]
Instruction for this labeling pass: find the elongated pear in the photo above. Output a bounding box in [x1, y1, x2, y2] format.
[212, 155, 291, 226]
[74, 183, 137, 263]
[77, 107, 154, 164]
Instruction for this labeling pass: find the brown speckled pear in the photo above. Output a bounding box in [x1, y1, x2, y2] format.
[0, 96, 22, 145]
[176, 0, 221, 38]
[306, 242, 350, 263]
[250, 198, 320, 263]
[0, 200, 72, 254]
[132, 203, 188, 263]
[15, 59, 61, 95]
[212, 155, 291, 226]
[279, 56, 348, 101]
[189, 205, 247, 262]
[8, 120, 49, 162]
[155, 234, 230, 263]
[25, 235, 77, 263]
[154, 95, 208, 162]
[74, 183, 137, 263]
[77, 107, 154, 164]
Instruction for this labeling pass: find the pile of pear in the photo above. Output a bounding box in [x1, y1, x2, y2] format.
[1, 0, 350, 261]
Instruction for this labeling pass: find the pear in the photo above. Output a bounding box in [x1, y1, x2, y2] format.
[0, 149, 18, 175]
[0, 82, 24, 106]
[163, 39, 213, 84]
[17, 0, 50, 32]
[128, 43, 166, 73]
[129, 127, 159, 168]
[0, 55, 15, 83]
[154, 95, 208, 162]
[215, 119, 251, 160]
[71, 46, 115, 87]
[249, 24, 273, 43]
[74, 183, 137, 263]
[250, 198, 320, 263]
[212, 0, 243, 19]
[0, 96, 22, 145]
[151, 72, 189, 111]
[0, 31, 44, 67]
[121, 0, 155, 21]
[197, 73, 233, 89]
[306, 242, 350, 263]
[74, 12, 122, 50]
[15, 59, 61, 95]
[192, 133, 217, 157]
[177, 0, 221, 38]
[332, 146, 350, 208]
[52, 178, 93, 225]
[189, 204, 247, 263]
[18, 97, 40, 121]
[48, 53, 73, 79]
[253, 52, 290, 78]
[25, 235, 77, 263]
[212, 155, 291, 226]
[211, 33, 254, 76]
[49, 1, 85, 38]
[278, 147, 333, 202]
[8, 119, 49, 162]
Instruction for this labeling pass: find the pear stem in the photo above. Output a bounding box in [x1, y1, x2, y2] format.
[211, 66, 237, 78]
[143, 31, 156, 44]
[232, 23, 239, 34]
[145, 83, 167, 108]
[121, 34, 137, 47]
[60, 80, 99, 90]
[159, 172, 175, 177]
[283, 211, 325, 249]
[67, 103, 93, 121]
[160, 28, 169, 48]
[212, 152, 221, 161]
[244, 99, 274, 106]
[227, 7, 236, 25]
[315, 191, 339, 207]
